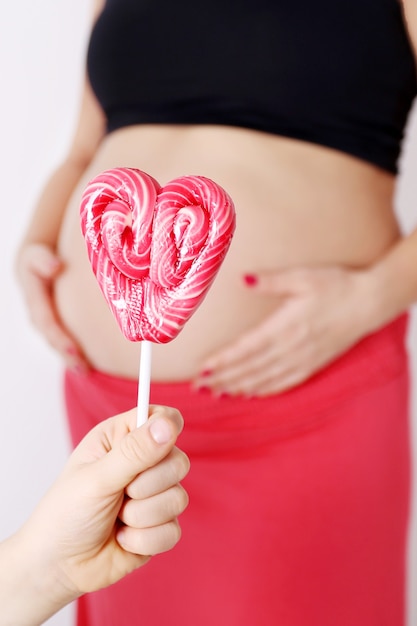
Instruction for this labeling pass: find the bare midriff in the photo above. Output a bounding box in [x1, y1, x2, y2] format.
[55, 124, 400, 380]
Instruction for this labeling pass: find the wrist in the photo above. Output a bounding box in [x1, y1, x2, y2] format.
[359, 230, 417, 331]
[0, 523, 80, 625]
[22, 520, 82, 617]
[356, 263, 406, 334]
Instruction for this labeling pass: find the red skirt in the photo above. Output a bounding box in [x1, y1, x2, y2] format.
[64, 315, 411, 626]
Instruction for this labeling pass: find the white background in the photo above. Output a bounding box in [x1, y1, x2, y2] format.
[0, 2, 416, 624]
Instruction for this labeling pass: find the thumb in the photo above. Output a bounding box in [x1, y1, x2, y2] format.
[94, 408, 183, 494]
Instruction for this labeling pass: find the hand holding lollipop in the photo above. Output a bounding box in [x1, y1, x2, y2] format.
[80, 167, 236, 424]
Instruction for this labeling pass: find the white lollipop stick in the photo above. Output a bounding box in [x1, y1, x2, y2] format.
[137, 340, 152, 426]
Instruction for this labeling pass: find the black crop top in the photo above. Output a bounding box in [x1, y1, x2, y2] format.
[87, 0, 417, 174]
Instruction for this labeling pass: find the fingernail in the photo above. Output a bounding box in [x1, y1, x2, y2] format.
[243, 274, 258, 286]
[149, 418, 172, 444]
[49, 259, 61, 270]
[73, 364, 88, 376]
[196, 386, 211, 394]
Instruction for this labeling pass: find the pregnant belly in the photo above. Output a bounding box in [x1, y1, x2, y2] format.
[55, 125, 399, 379]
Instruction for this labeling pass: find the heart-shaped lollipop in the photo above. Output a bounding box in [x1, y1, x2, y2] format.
[80, 167, 236, 343]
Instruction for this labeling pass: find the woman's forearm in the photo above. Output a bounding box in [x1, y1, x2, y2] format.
[18, 71, 106, 255]
[0, 528, 76, 626]
[19, 158, 90, 251]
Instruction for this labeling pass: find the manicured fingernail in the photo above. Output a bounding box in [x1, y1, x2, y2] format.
[196, 386, 211, 394]
[243, 274, 258, 286]
[50, 259, 61, 270]
[149, 418, 172, 444]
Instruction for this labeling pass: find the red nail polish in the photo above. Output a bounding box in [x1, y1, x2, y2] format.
[197, 386, 211, 394]
[243, 274, 258, 286]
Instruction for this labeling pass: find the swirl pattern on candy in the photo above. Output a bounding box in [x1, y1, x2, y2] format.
[80, 167, 236, 343]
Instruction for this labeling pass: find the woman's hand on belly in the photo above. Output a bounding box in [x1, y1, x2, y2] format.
[193, 265, 377, 397]
[15, 242, 90, 373]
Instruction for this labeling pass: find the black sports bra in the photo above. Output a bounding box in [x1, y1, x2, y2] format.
[87, 0, 417, 174]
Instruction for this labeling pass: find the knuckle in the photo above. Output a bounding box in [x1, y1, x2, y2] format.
[172, 485, 189, 514]
[126, 501, 143, 528]
[138, 520, 182, 556]
[169, 519, 182, 546]
[120, 432, 148, 466]
[172, 449, 191, 481]
[159, 520, 182, 552]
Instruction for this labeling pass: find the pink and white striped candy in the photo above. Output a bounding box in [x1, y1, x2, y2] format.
[80, 167, 236, 343]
